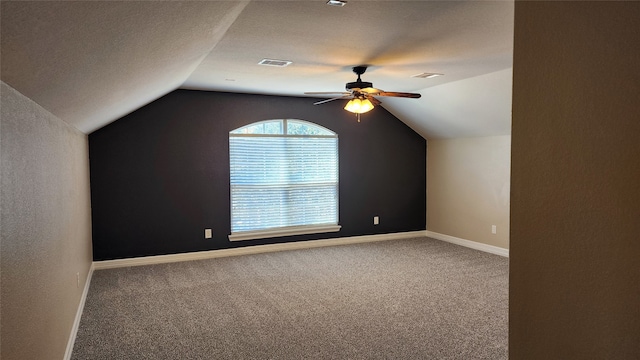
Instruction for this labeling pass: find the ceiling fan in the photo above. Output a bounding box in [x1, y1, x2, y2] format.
[304, 66, 421, 121]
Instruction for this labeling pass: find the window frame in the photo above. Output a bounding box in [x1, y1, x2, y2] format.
[228, 119, 341, 241]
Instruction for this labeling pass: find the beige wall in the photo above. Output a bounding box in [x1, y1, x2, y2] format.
[1, 82, 93, 360]
[510, 2, 640, 359]
[427, 136, 510, 249]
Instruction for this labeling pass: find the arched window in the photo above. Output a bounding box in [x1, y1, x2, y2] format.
[228, 119, 340, 241]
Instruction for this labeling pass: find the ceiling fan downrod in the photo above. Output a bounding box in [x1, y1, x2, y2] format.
[346, 66, 373, 91]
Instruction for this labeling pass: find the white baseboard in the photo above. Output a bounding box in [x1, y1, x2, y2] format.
[426, 231, 509, 257]
[93, 230, 428, 270]
[64, 263, 94, 360]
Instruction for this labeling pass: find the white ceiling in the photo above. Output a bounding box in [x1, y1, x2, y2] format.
[1, 1, 514, 139]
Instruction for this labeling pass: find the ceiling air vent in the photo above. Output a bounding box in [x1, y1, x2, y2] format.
[411, 73, 443, 79]
[258, 59, 292, 67]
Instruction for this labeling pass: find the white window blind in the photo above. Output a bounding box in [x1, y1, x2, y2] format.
[229, 120, 339, 240]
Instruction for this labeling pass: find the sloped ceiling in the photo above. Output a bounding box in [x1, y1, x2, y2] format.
[1, 1, 513, 138]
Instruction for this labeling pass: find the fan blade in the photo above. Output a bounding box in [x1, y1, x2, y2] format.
[305, 91, 351, 95]
[360, 87, 383, 95]
[376, 91, 421, 98]
[314, 96, 350, 105]
[368, 96, 382, 106]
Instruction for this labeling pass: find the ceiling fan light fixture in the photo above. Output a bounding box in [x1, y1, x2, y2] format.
[306, 65, 421, 120]
[344, 98, 374, 114]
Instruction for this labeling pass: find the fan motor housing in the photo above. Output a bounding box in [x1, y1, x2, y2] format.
[346, 81, 373, 90]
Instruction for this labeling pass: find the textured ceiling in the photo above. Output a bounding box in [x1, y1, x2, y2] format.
[1, 1, 513, 138]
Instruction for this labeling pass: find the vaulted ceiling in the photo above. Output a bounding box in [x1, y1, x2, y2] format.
[1, 1, 513, 139]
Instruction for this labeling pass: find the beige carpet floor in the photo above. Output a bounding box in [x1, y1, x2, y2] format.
[72, 237, 508, 359]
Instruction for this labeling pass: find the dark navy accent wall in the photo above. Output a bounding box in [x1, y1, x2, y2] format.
[89, 90, 426, 260]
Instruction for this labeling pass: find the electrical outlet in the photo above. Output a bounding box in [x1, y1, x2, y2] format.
[374, 216, 379, 225]
[204, 228, 212, 239]
[491, 225, 497, 234]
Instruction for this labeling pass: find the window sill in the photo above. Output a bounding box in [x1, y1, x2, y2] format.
[228, 224, 341, 242]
